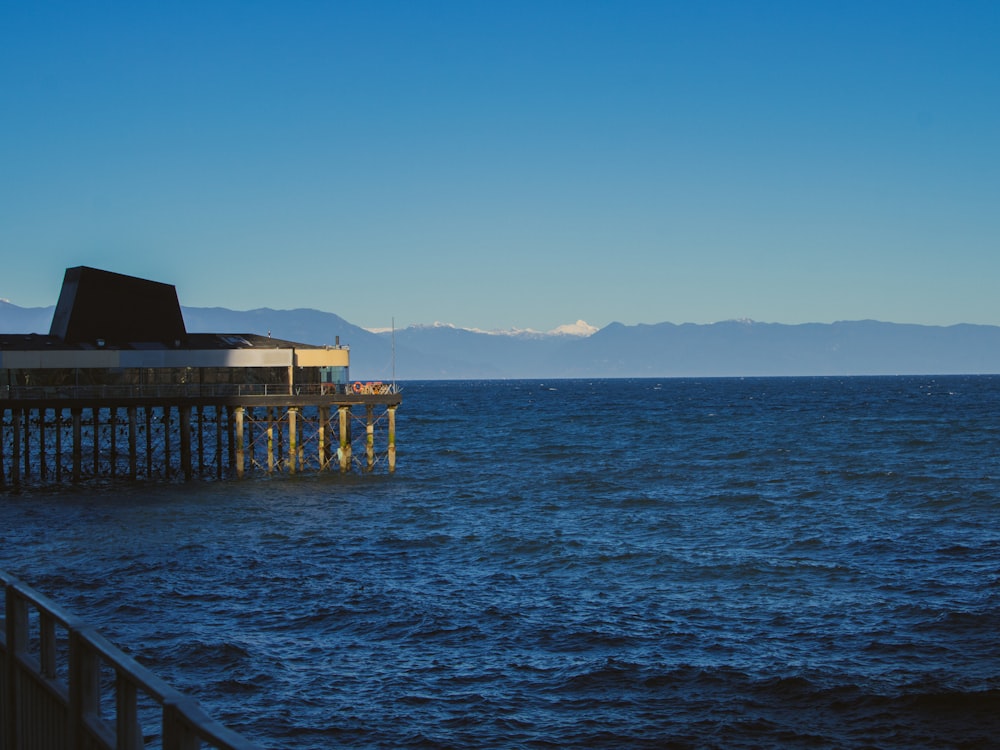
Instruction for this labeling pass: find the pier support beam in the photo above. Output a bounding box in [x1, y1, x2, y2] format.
[180, 406, 192, 481]
[55, 408, 63, 483]
[12, 408, 21, 489]
[267, 408, 275, 473]
[92, 407, 100, 477]
[163, 406, 172, 480]
[388, 405, 397, 474]
[215, 405, 224, 479]
[128, 406, 138, 480]
[22, 407, 30, 481]
[197, 405, 205, 477]
[234, 406, 245, 479]
[0, 409, 5, 485]
[338, 406, 351, 473]
[109, 406, 117, 478]
[38, 408, 47, 481]
[72, 408, 82, 483]
[318, 406, 330, 470]
[288, 407, 298, 474]
[365, 405, 375, 472]
[227, 405, 236, 475]
[297, 408, 304, 470]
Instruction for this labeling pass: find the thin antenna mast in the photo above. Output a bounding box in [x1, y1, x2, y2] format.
[392, 316, 396, 392]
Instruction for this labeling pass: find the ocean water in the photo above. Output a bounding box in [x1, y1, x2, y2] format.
[2, 376, 999, 749]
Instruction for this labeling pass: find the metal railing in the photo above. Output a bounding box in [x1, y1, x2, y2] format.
[2, 383, 340, 401]
[2, 570, 260, 750]
[2, 382, 401, 401]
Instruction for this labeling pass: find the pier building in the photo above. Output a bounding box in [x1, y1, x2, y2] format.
[1, 267, 400, 489]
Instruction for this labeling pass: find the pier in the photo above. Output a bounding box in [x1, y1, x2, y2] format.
[1, 267, 400, 490]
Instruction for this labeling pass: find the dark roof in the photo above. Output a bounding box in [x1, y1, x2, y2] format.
[3, 267, 333, 353]
[49, 266, 187, 345]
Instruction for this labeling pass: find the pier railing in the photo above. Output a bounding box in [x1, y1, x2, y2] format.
[2, 382, 401, 402]
[2, 570, 259, 750]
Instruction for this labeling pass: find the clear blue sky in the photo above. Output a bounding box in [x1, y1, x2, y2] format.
[2, 1, 998, 332]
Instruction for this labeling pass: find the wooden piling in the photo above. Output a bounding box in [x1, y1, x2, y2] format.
[145, 407, 153, 478]
[234, 406, 245, 479]
[215, 405, 224, 479]
[226, 405, 236, 474]
[12, 408, 21, 489]
[92, 407, 100, 477]
[22, 407, 30, 480]
[338, 405, 351, 472]
[109, 406, 117, 478]
[72, 408, 82, 483]
[388, 405, 397, 474]
[297, 409, 304, 469]
[163, 406, 171, 480]
[318, 406, 329, 470]
[0, 410, 5, 485]
[365, 405, 375, 472]
[288, 407, 298, 474]
[128, 406, 138, 480]
[267, 408, 275, 473]
[39, 408, 47, 481]
[180, 405, 192, 481]
[55, 408, 63, 483]
[197, 405, 205, 477]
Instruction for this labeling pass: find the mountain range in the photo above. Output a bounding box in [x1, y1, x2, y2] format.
[3, 301, 1000, 379]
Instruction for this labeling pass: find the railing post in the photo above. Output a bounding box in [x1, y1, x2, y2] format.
[162, 699, 201, 750]
[116, 672, 144, 750]
[40, 611, 58, 678]
[5, 584, 29, 750]
[69, 630, 101, 750]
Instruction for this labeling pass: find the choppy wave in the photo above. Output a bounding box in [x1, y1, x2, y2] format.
[3, 376, 1000, 748]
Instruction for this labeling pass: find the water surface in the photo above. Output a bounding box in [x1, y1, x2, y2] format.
[2, 377, 999, 748]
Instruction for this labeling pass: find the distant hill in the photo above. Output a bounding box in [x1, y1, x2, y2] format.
[3, 302, 1000, 378]
[0, 301, 55, 335]
[551, 319, 1000, 378]
[385, 319, 1000, 378]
